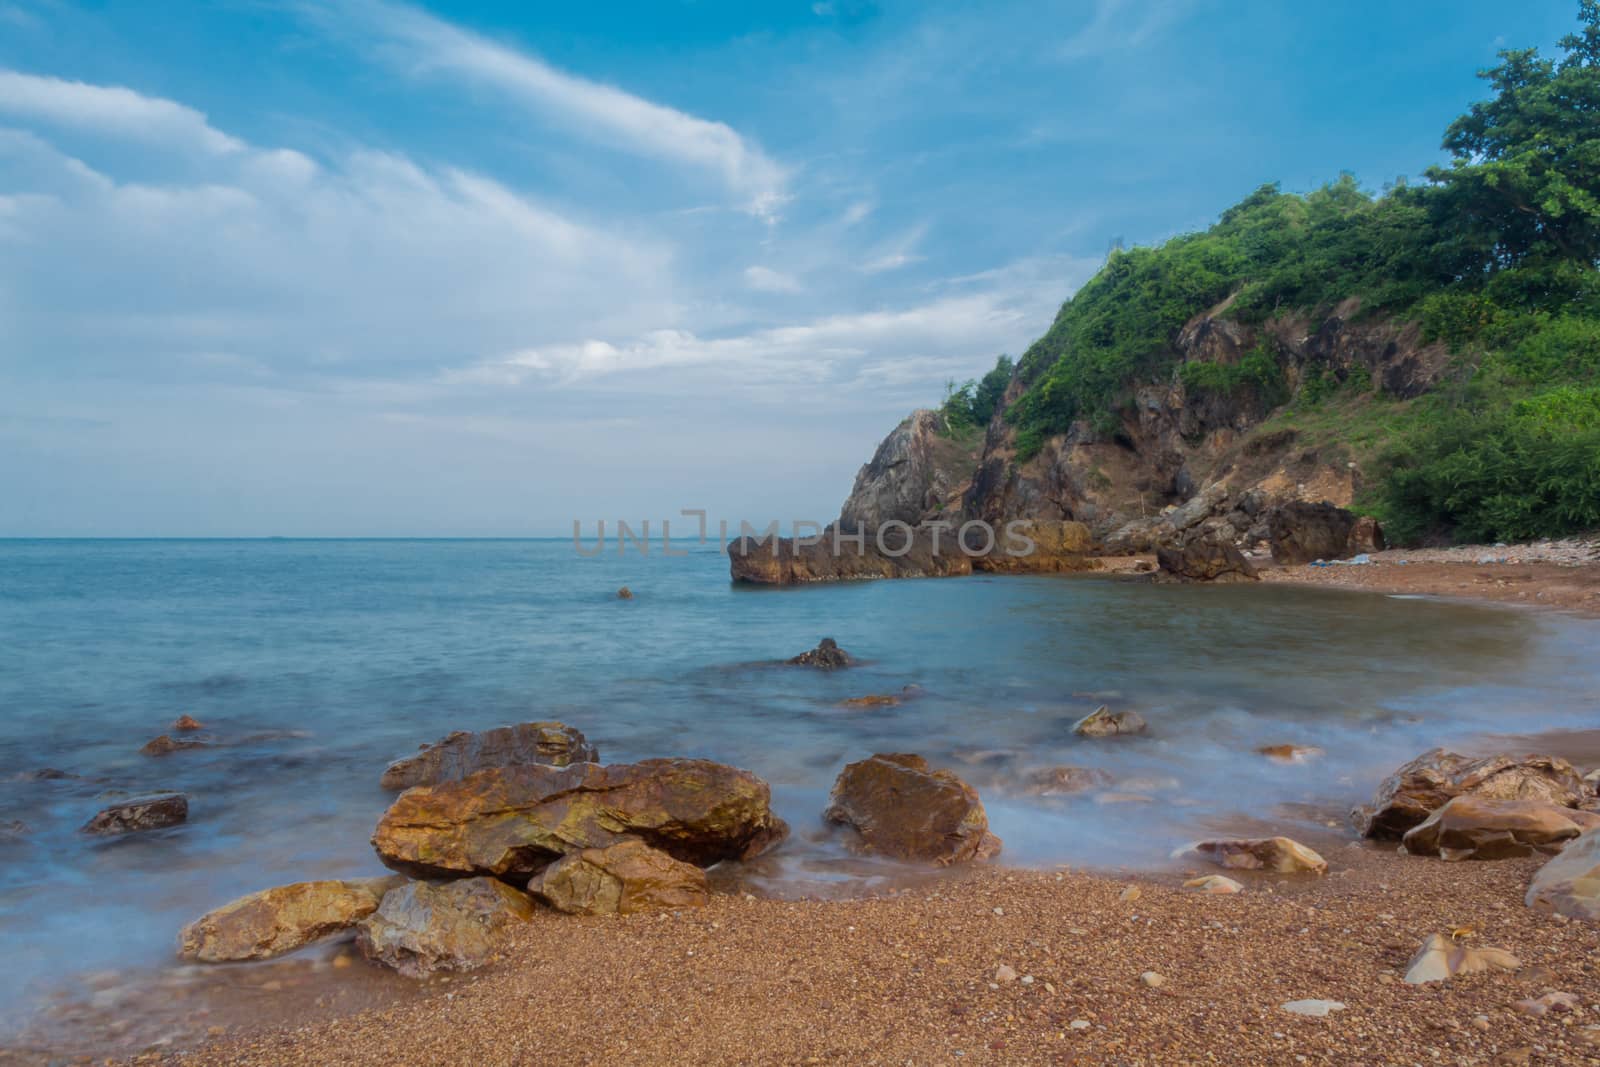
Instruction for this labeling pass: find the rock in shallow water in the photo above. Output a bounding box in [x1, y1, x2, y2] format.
[357, 878, 535, 978]
[1191, 837, 1327, 875]
[786, 637, 853, 669]
[823, 753, 1000, 866]
[380, 721, 598, 790]
[1071, 706, 1147, 738]
[80, 793, 188, 835]
[372, 758, 788, 881]
[179, 877, 405, 962]
[1400, 796, 1599, 860]
[531, 838, 708, 915]
[1352, 749, 1588, 839]
[1527, 827, 1600, 920]
[141, 734, 209, 756]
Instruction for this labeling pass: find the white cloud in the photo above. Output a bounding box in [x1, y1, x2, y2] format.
[743, 265, 803, 293]
[0, 69, 246, 156]
[1060, 0, 1193, 60]
[296, 0, 788, 219]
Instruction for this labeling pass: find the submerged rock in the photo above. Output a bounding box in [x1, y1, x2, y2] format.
[1400, 796, 1599, 860]
[787, 638, 853, 669]
[372, 758, 788, 882]
[356, 877, 535, 978]
[179, 877, 405, 962]
[1259, 744, 1323, 764]
[1017, 765, 1113, 796]
[380, 721, 598, 791]
[1527, 828, 1600, 920]
[1352, 749, 1587, 838]
[1155, 538, 1258, 582]
[823, 753, 1001, 866]
[1072, 706, 1147, 738]
[531, 838, 708, 915]
[1191, 837, 1327, 875]
[81, 792, 188, 835]
[616, 586, 633, 600]
[141, 734, 209, 756]
[1403, 932, 1521, 984]
[173, 715, 204, 732]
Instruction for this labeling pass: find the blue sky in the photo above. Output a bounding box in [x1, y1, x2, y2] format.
[0, 0, 1578, 536]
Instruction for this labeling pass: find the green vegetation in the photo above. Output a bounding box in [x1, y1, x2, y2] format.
[982, 4, 1600, 542]
[939, 354, 1014, 434]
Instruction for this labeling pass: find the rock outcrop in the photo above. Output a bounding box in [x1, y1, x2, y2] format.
[356, 877, 535, 977]
[823, 753, 1001, 866]
[530, 838, 708, 915]
[372, 759, 788, 882]
[727, 520, 1095, 584]
[1399, 796, 1600, 860]
[838, 410, 981, 532]
[381, 722, 598, 791]
[787, 638, 853, 669]
[1155, 538, 1259, 582]
[179, 877, 405, 962]
[81, 793, 188, 835]
[1526, 828, 1600, 920]
[1352, 750, 1587, 838]
[1072, 706, 1147, 738]
[1191, 837, 1328, 875]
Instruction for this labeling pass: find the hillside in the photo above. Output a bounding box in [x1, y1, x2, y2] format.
[854, 5, 1600, 549]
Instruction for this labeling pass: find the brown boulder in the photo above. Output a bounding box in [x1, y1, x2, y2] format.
[1526, 828, 1600, 920]
[969, 520, 1098, 575]
[823, 753, 1001, 866]
[531, 838, 708, 915]
[1155, 538, 1258, 582]
[81, 792, 188, 835]
[1401, 796, 1598, 860]
[1348, 515, 1385, 555]
[1403, 932, 1521, 984]
[1192, 837, 1328, 875]
[173, 715, 204, 732]
[1268, 501, 1358, 564]
[179, 877, 405, 962]
[356, 877, 534, 978]
[380, 721, 598, 791]
[372, 758, 788, 882]
[1072, 705, 1147, 738]
[1352, 749, 1587, 838]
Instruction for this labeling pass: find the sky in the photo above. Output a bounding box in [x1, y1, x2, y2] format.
[0, 0, 1580, 536]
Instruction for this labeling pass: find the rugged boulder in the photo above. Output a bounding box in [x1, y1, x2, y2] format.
[823, 753, 1001, 866]
[381, 722, 598, 790]
[1072, 706, 1147, 738]
[173, 715, 204, 731]
[1352, 750, 1587, 838]
[372, 759, 788, 882]
[838, 409, 981, 532]
[141, 734, 209, 756]
[81, 793, 188, 835]
[1192, 837, 1328, 875]
[1184, 874, 1245, 894]
[1155, 538, 1259, 582]
[787, 638, 854, 669]
[1267, 501, 1360, 564]
[356, 877, 534, 978]
[179, 877, 405, 962]
[1400, 796, 1599, 860]
[530, 838, 708, 915]
[728, 527, 973, 584]
[1526, 828, 1600, 920]
[968, 519, 1098, 575]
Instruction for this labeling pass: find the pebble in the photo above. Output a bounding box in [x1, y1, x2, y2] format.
[1280, 1000, 1346, 1018]
[1140, 972, 1165, 989]
[1069, 1020, 1091, 1031]
[994, 964, 1018, 983]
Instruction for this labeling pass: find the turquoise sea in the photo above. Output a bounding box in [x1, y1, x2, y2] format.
[3, 538, 1598, 1033]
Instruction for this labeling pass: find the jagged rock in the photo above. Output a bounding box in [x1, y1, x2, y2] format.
[787, 637, 853, 669]
[1527, 828, 1600, 920]
[968, 519, 1098, 575]
[1072, 706, 1147, 738]
[838, 409, 981, 532]
[380, 722, 598, 791]
[141, 734, 209, 756]
[728, 528, 973, 584]
[173, 715, 204, 731]
[372, 759, 788, 882]
[1403, 932, 1520, 984]
[356, 878, 534, 978]
[616, 586, 633, 600]
[81, 793, 188, 835]
[1017, 765, 1113, 796]
[823, 753, 1001, 866]
[1191, 837, 1328, 875]
[179, 877, 405, 962]
[530, 838, 707, 915]
[1268, 501, 1359, 564]
[1400, 796, 1600, 860]
[1349, 515, 1385, 554]
[1184, 875, 1244, 894]
[1155, 538, 1259, 582]
[1352, 750, 1587, 839]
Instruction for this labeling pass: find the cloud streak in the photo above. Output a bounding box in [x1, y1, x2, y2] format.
[0, 69, 246, 155]
[296, 0, 788, 219]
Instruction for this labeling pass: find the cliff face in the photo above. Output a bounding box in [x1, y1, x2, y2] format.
[838, 301, 1447, 554]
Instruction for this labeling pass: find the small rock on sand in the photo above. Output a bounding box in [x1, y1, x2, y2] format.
[1280, 999, 1345, 1017]
[1140, 971, 1165, 988]
[1403, 932, 1521, 985]
[994, 964, 1017, 983]
[1191, 837, 1327, 875]
[1183, 875, 1244, 894]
